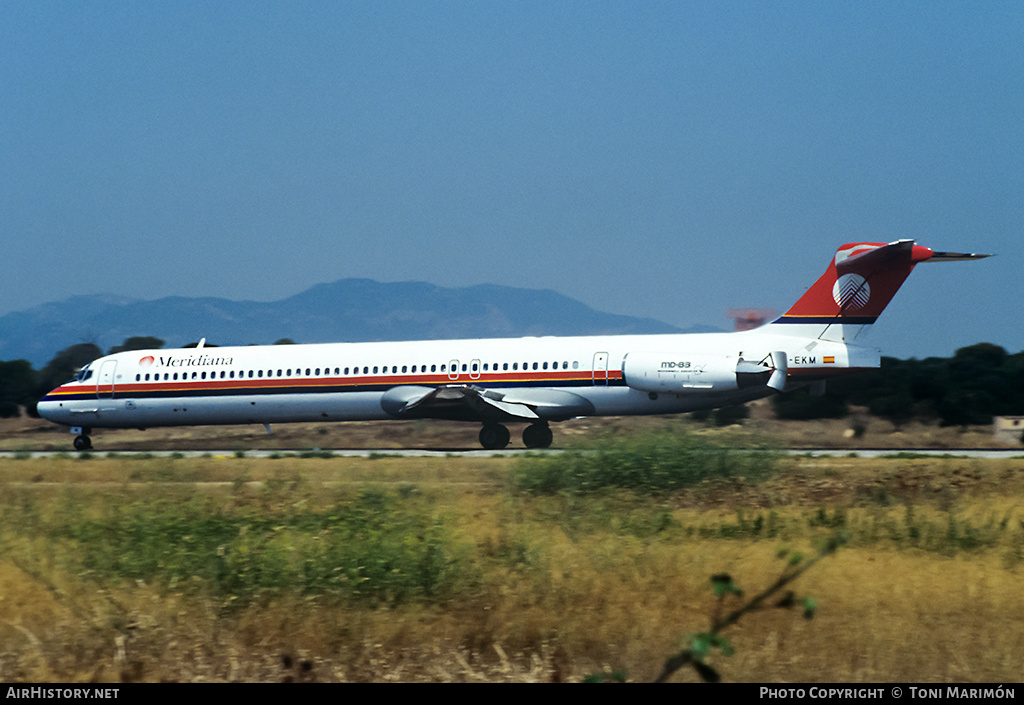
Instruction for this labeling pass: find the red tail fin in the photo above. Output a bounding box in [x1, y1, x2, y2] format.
[771, 240, 935, 342]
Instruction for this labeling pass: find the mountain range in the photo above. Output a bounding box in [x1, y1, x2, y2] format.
[0, 279, 718, 367]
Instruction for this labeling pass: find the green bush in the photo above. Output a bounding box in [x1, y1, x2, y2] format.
[512, 430, 779, 495]
[43, 488, 469, 607]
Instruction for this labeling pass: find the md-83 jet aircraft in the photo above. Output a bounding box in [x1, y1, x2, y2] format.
[38, 240, 988, 451]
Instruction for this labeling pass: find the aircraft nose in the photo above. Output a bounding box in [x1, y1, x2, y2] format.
[36, 398, 55, 420]
[36, 393, 65, 423]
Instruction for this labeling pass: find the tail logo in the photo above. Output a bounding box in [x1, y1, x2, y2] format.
[833, 273, 870, 309]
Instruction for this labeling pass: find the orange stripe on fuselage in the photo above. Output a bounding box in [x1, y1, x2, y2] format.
[49, 369, 617, 399]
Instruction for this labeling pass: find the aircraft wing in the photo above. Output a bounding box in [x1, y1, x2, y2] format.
[380, 385, 595, 423]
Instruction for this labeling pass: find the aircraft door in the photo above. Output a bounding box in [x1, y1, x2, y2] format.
[470, 359, 481, 380]
[592, 352, 609, 385]
[97, 360, 118, 399]
[448, 360, 460, 381]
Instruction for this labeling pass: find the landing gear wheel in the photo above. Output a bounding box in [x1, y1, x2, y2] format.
[73, 435, 92, 451]
[522, 423, 553, 449]
[479, 423, 511, 450]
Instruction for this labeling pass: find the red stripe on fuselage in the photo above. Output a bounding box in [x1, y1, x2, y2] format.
[44, 369, 620, 401]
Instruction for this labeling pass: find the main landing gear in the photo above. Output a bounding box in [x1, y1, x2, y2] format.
[479, 424, 511, 450]
[478, 422, 553, 450]
[522, 422, 553, 449]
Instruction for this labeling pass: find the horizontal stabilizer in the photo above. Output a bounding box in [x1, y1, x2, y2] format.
[922, 251, 993, 262]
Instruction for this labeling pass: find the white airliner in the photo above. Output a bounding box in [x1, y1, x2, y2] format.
[38, 240, 987, 451]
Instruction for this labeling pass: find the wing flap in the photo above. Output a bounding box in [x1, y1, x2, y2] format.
[381, 385, 594, 422]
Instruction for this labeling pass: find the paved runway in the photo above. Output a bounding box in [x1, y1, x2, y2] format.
[1, 448, 1021, 459]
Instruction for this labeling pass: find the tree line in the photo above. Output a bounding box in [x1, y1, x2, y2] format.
[771, 343, 1024, 427]
[1, 338, 1021, 427]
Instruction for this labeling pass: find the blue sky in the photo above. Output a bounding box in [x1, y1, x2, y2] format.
[2, 1, 1020, 359]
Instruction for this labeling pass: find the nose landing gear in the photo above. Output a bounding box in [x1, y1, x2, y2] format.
[70, 426, 93, 451]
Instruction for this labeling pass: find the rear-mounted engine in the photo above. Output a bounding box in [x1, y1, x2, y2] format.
[622, 351, 787, 393]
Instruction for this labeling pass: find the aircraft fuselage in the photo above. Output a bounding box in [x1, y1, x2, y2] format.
[37, 331, 874, 438]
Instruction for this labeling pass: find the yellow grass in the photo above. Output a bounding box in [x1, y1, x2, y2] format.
[0, 455, 1022, 682]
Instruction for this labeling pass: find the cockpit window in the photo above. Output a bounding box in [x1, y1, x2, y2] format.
[74, 365, 94, 383]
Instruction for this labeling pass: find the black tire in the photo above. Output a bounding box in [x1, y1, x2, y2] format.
[479, 424, 510, 450]
[73, 435, 92, 451]
[522, 423, 553, 449]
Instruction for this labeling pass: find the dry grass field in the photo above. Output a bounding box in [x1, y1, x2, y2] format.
[1, 433, 1022, 682]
